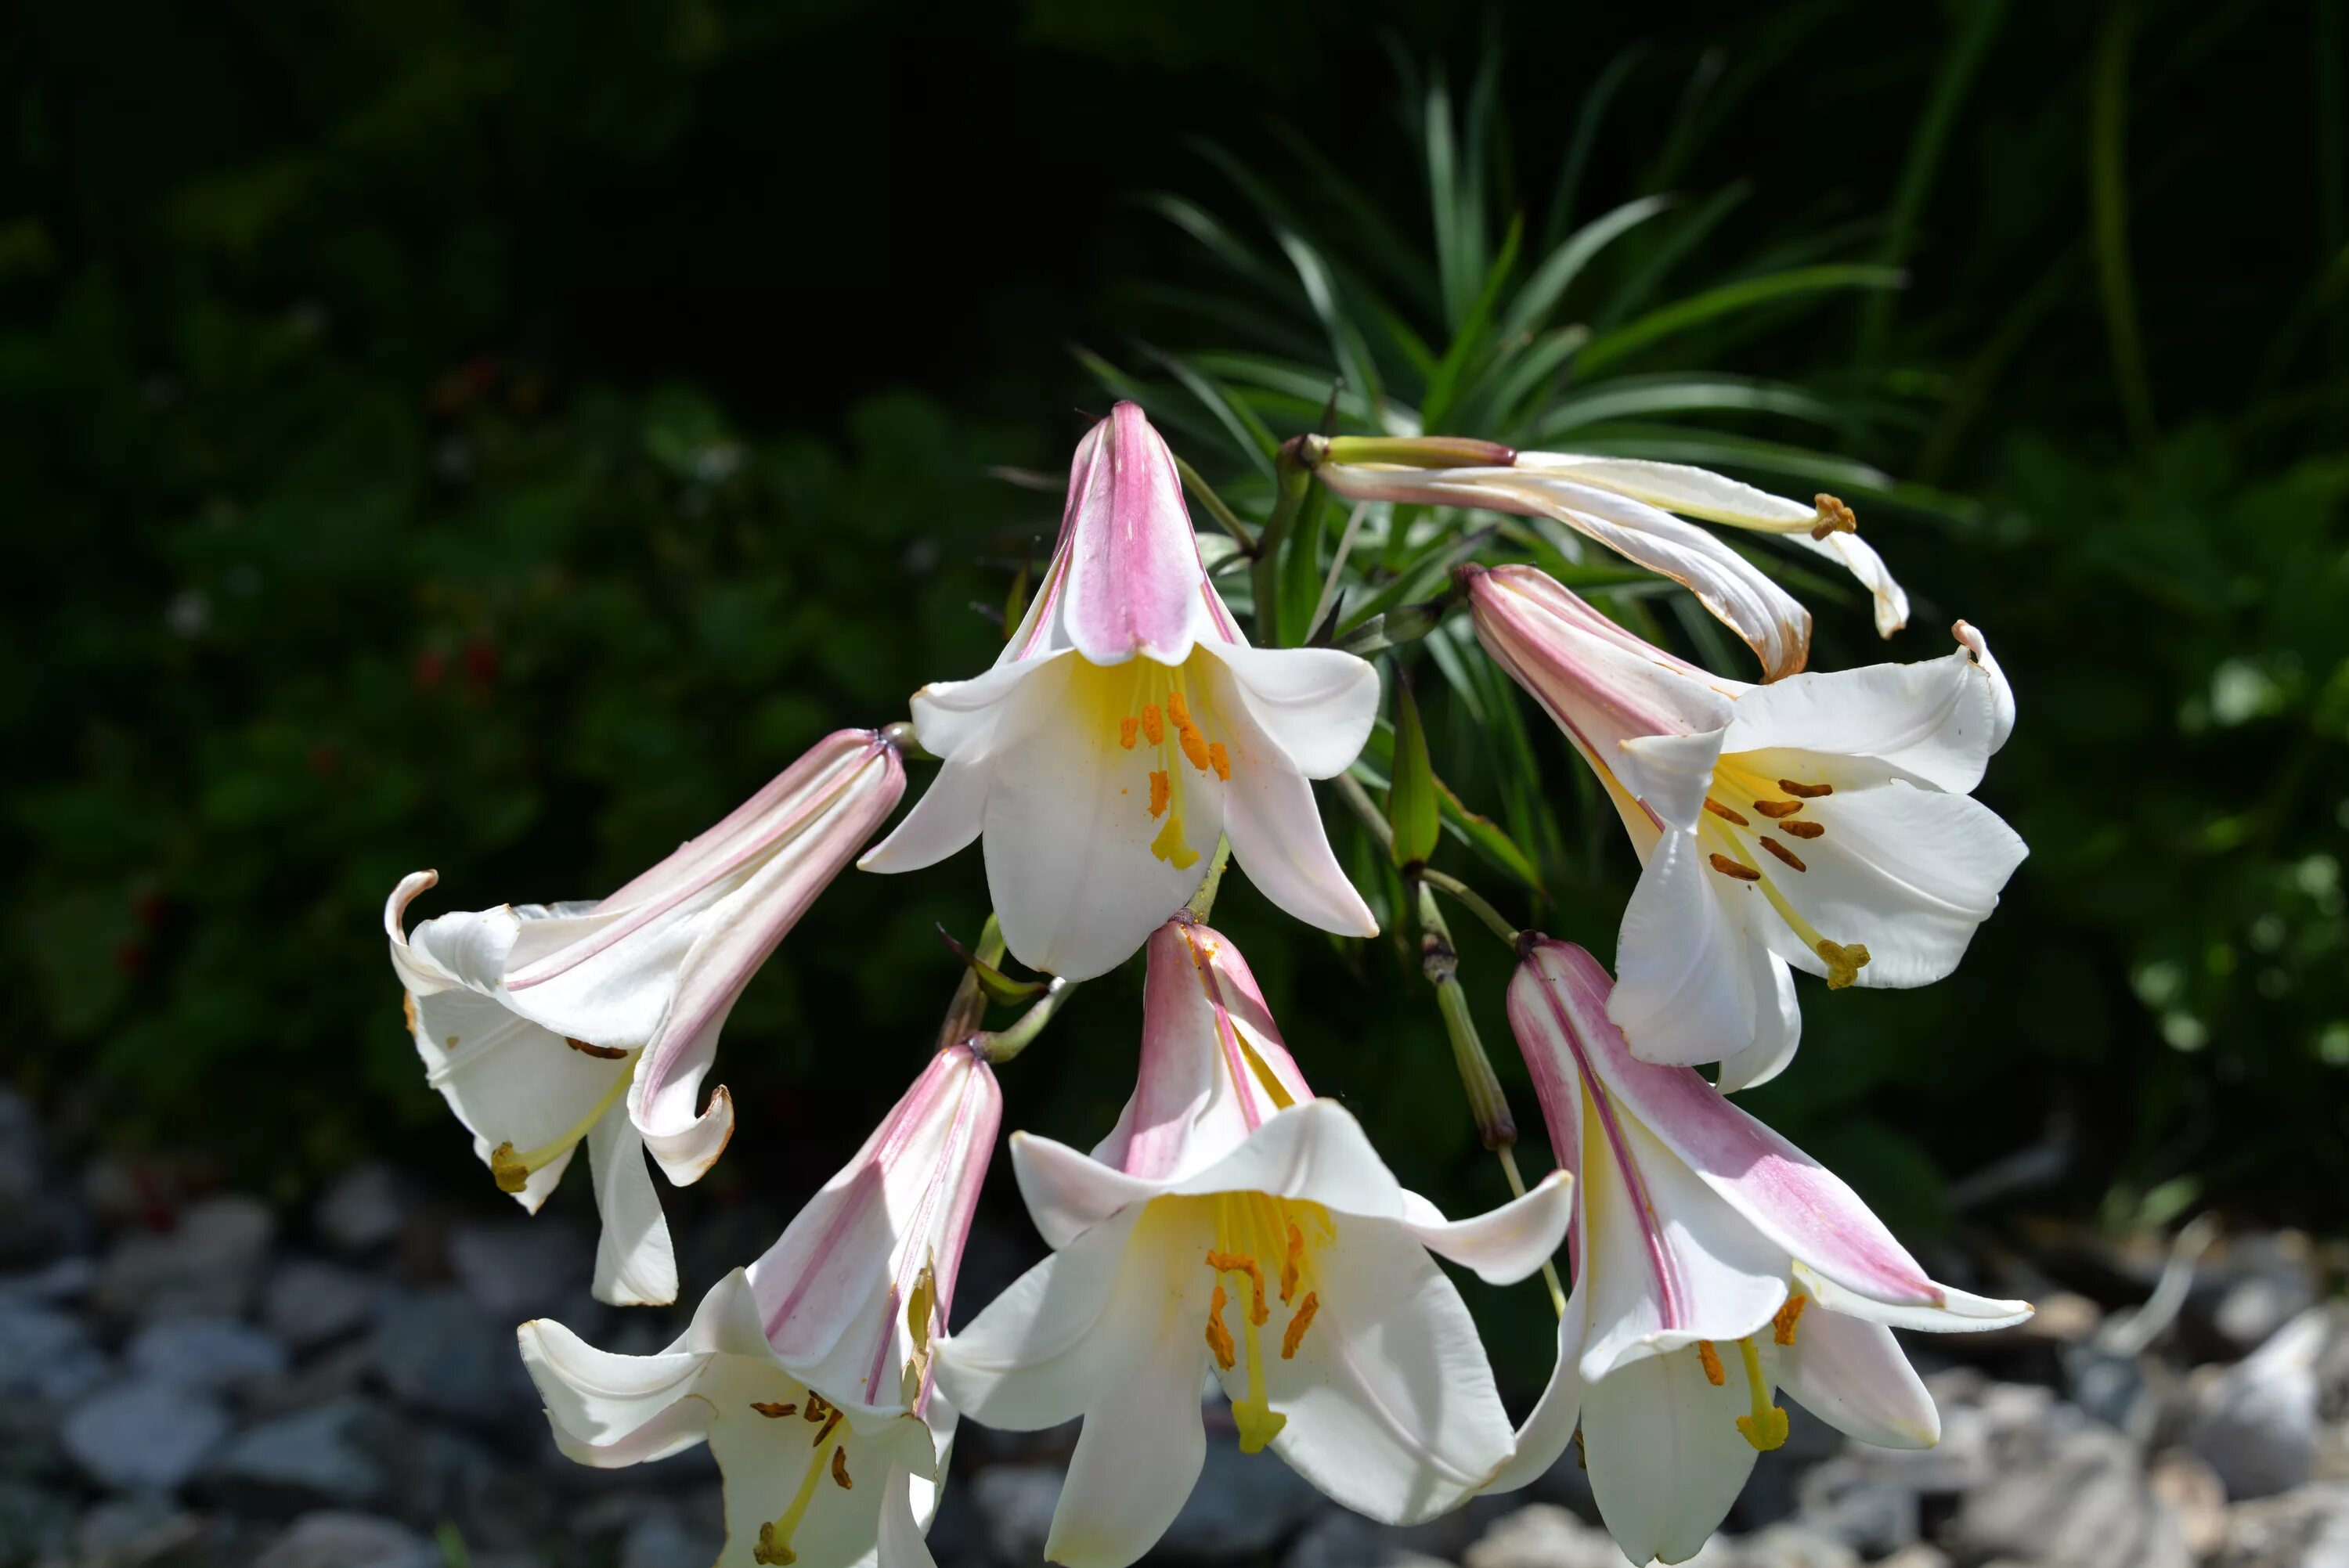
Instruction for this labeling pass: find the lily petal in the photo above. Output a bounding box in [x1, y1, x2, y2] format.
[1795, 1263, 2033, 1332]
[1219, 764, 1377, 939]
[1778, 1308, 1939, 1449]
[1582, 1343, 1766, 1566]
[878, 1462, 944, 1568]
[1482, 1280, 1590, 1493]
[1711, 947, 1802, 1094]
[1397, 1171, 1573, 1286]
[1059, 402, 1218, 669]
[1721, 633, 2008, 795]
[934, 1207, 1157, 1431]
[518, 1317, 711, 1465]
[1609, 833, 1762, 1067]
[584, 1105, 677, 1307]
[1196, 640, 1381, 779]
[1789, 528, 1909, 639]
[858, 752, 992, 874]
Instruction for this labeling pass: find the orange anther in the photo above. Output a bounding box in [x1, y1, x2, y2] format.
[1207, 1250, 1269, 1325]
[1207, 742, 1230, 780]
[1779, 779, 1835, 798]
[1773, 1293, 1809, 1346]
[1752, 798, 1805, 819]
[1696, 1340, 1727, 1386]
[1141, 705, 1164, 744]
[1119, 716, 1139, 749]
[1709, 853, 1763, 883]
[1281, 1292, 1320, 1359]
[751, 1401, 798, 1418]
[1279, 1222, 1304, 1305]
[1704, 798, 1750, 827]
[1178, 724, 1211, 773]
[1148, 770, 1171, 818]
[1166, 690, 1192, 726]
[1759, 837, 1807, 873]
[831, 1448, 853, 1489]
[1780, 820, 1824, 840]
[1205, 1284, 1236, 1369]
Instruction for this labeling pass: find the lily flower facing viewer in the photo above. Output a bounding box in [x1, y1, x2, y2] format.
[936, 917, 1574, 1568]
[385, 727, 904, 1303]
[1490, 939, 2031, 1565]
[520, 1040, 1001, 1568]
[861, 402, 1380, 982]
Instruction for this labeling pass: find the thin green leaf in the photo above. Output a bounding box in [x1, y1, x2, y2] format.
[1505, 193, 1678, 340]
[1575, 265, 1906, 377]
[1423, 214, 1524, 432]
[1542, 46, 1649, 251]
[1387, 673, 1442, 868]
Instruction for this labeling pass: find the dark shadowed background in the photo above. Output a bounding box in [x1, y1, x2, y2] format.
[5, 0, 2347, 1477]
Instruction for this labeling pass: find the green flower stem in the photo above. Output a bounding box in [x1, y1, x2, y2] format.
[1253, 439, 1319, 646]
[975, 976, 1077, 1065]
[936, 913, 1007, 1051]
[1185, 836, 1233, 919]
[1416, 880, 1516, 1152]
[1419, 867, 1521, 951]
[1496, 1143, 1568, 1320]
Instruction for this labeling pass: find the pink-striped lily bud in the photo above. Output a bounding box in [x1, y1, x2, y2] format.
[384, 727, 904, 1306]
[1310, 437, 1910, 681]
[521, 1041, 1001, 1568]
[938, 919, 1571, 1568]
[861, 402, 1380, 982]
[1486, 939, 2030, 1563]
[1464, 564, 2025, 1086]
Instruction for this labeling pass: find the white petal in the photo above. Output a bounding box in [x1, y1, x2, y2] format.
[518, 1317, 710, 1466]
[585, 1106, 677, 1307]
[934, 1207, 1160, 1431]
[1779, 1309, 1939, 1448]
[1219, 766, 1377, 937]
[1609, 833, 1761, 1066]
[630, 1079, 736, 1190]
[1011, 1133, 1160, 1252]
[1397, 1171, 1573, 1286]
[1252, 1217, 1514, 1525]
[860, 752, 991, 874]
[1721, 640, 2004, 795]
[1513, 453, 1817, 531]
[877, 1462, 941, 1568]
[1615, 729, 1727, 832]
[1044, 1250, 1212, 1568]
[1737, 781, 2028, 989]
[1582, 1345, 1764, 1565]
[1164, 1101, 1409, 1221]
[982, 654, 1216, 980]
[1483, 1281, 1590, 1494]
[1712, 947, 1802, 1094]
[1788, 528, 1909, 639]
[907, 655, 1057, 759]
[1794, 1263, 2033, 1332]
[707, 1364, 903, 1568]
[1952, 621, 2015, 755]
[1196, 641, 1380, 778]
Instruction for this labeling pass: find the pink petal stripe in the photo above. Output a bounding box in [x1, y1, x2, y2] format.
[1061, 402, 1211, 664]
[1524, 940, 1940, 1307]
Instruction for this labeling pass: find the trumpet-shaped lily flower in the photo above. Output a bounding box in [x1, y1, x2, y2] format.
[860, 403, 1380, 982]
[1312, 442, 1908, 682]
[1490, 939, 2030, 1565]
[386, 728, 903, 1303]
[937, 918, 1573, 1568]
[520, 1041, 1001, 1568]
[1466, 564, 2024, 1084]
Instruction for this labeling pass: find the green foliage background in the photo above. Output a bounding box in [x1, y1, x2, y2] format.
[5, 0, 2346, 1306]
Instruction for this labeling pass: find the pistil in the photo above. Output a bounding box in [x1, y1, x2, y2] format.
[488, 1051, 640, 1194]
[752, 1406, 851, 1565]
[1731, 1339, 1788, 1451]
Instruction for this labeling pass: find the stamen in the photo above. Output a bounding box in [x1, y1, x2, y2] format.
[1759, 838, 1807, 873]
[483, 1054, 640, 1194]
[1165, 690, 1192, 727]
[1205, 1284, 1236, 1370]
[1811, 494, 1856, 540]
[1207, 742, 1230, 780]
[1752, 799, 1804, 820]
[1704, 798, 1751, 827]
[1815, 939, 1871, 989]
[1279, 1223, 1304, 1305]
[1207, 1251, 1269, 1325]
[1779, 779, 1835, 798]
[751, 1401, 798, 1418]
[831, 1448, 853, 1490]
[1779, 820, 1824, 840]
[1733, 1338, 1789, 1451]
[803, 1393, 833, 1424]
[1695, 1340, 1726, 1386]
[1148, 770, 1171, 818]
[1141, 705, 1164, 744]
[752, 1406, 847, 1566]
[1773, 1294, 1808, 1346]
[1572, 1428, 1587, 1469]
[1119, 716, 1139, 749]
[1178, 723, 1212, 773]
[565, 1036, 629, 1059]
[1281, 1292, 1319, 1359]
[1709, 853, 1763, 883]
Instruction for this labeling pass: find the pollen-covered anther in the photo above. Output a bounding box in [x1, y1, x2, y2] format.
[1704, 798, 1751, 827]
[1780, 820, 1825, 840]
[1759, 838, 1807, 873]
[1281, 1292, 1319, 1359]
[1147, 770, 1171, 818]
[1207, 1250, 1270, 1325]
[1752, 798, 1804, 820]
[802, 1393, 833, 1424]
[488, 1142, 529, 1195]
[1178, 725, 1212, 773]
[753, 1523, 796, 1565]
[1279, 1222, 1304, 1305]
[1695, 1340, 1727, 1386]
[751, 1400, 799, 1418]
[1205, 1285, 1236, 1369]
[1779, 778, 1835, 799]
[1709, 853, 1763, 883]
[1119, 716, 1139, 749]
[1207, 741, 1230, 780]
[1811, 493, 1857, 540]
[1773, 1293, 1809, 1346]
[564, 1036, 629, 1060]
[1816, 939, 1871, 989]
[1141, 705, 1165, 744]
[831, 1448, 853, 1490]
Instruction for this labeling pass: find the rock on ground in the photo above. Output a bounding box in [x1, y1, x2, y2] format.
[62, 1379, 233, 1493]
[251, 1510, 441, 1568]
[1954, 1414, 2190, 1568]
[127, 1315, 290, 1393]
[91, 1195, 276, 1326]
[263, 1259, 384, 1350]
[205, 1395, 393, 1514]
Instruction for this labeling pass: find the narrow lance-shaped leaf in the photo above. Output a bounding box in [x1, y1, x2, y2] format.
[1387, 671, 1442, 870]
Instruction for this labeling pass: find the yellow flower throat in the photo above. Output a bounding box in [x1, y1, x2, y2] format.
[1078, 657, 1229, 872]
[1199, 1192, 1332, 1454]
[1695, 758, 1871, 989]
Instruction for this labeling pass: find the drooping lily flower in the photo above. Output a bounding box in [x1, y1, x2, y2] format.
[1466, 563, 2024, 1084]
[1309, 439, 1908, 682]
[937, 918, 1573, 1568]
[520, 1041, 1001, 1568]
[385, 728, 903, 1303]
[1488, 939, 2030, 1566]
[860, 403, 1380, 982]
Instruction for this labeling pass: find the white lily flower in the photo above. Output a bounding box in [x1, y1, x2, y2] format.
[936, 917, 1574, 1568]
[860, 402, 1380, 981]
[1467, 564, 2025, 1084]
[520, 1041, 1001, 1568]
[1315, 445, 1907, 681]
[385, 728, 904, 1303]
[1489, 939, 2030, 1565]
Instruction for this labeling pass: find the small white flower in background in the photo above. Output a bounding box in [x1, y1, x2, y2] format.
[860, 402, 1380, 982]
[936, 917, 1573, 1568]
[1466, 563, 2024, 1086]
[1313, 442, 1907, 681]
[521, 1041, 1001, 1568]
[1490, 939, 2031, 1566]
[385, 727, 904, 1304]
